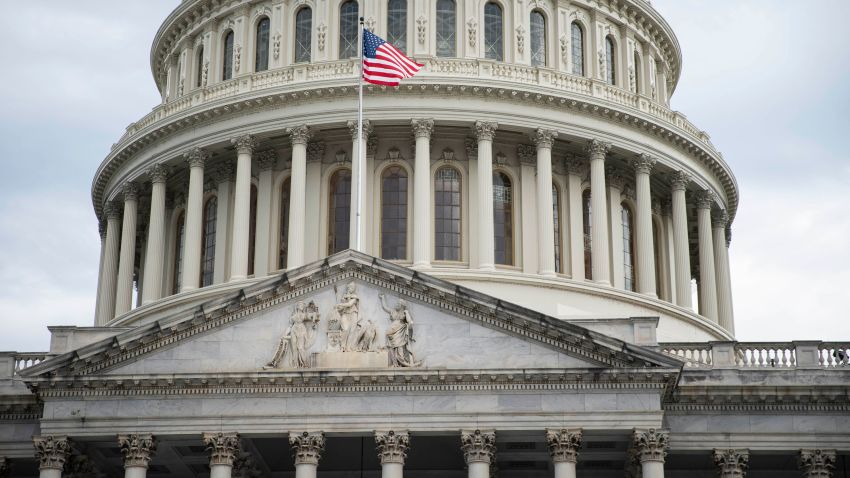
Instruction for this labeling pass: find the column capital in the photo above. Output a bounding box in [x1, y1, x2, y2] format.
[563, 154, 586, 176]
[33, 435, 70, 471]
[464, 137, 478, 158]
[473, 121, 498, 142]
[532, 128, 558, 149]
[203, 432, 241, 467]
[586, 139, 611, 160]
[106, 201, 123, 220]
[289, 431, 325, 466]
[118, 434, 157, 469]
[606, 167, 628, 191]
[347, 119, 373, 140]
[147, 164, 169, 184]
[631, 428, 668, 463]
[632, 153, 657, 174]
[712, 210, 729, 228]
[307, 141, 326, 162]
[122, 182, 139, 202]
[289, 125, 313, 145]
[375, 430, 410, 465]
[799, 449, 836, 478]
[461, 429, 496, 465]
[184, 147, 210, 168]
[231, 134, 257, 154]
[713, 449, 749, 477]
[670, 170, 692, 191]
[546, 428, 582, 464]
[411, 118, 435, 138]
[256, 150, 278, 171]
[517, 144, 536, 165]
[695, 189, 716, 210]
[213, 161, 236, 183]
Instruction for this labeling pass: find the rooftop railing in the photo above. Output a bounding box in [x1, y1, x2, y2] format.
[659, 341, 850, 369]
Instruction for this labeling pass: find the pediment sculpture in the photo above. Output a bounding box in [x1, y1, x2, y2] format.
[264, 300, 320, 369]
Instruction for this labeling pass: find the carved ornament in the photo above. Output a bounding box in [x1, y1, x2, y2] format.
[712, 210, 729, 229]
[632, 154, 656, 175]
[290, 432, 325, 466]
[416, 16, 427, 45]
[516, 25, 526, 54]
[411, 118, 435, 139]
[307, 141, 326, 162]
[586, 139, 611, 160]
[122, 182, 139, 202]
[255, 150, 278, 171]
[713, 449, 749, 477]
[670, 171, 692, 191]
[289, 125, 312, 145]
[532, 128, 558, 149]
[184, 147, 210, 168]
[375, 431, 410, 465]
[467, 18, 478, 47]
[799, 449, 836, 478]
[231, 134, 257, 155]
[694, 190, 716, 210]
[317, 24, 327, 51]
[546, 428, 582, 464]
[118, 434, 157, 469]
[461, 430, 496, 465]
[33, 435, 70, 471]
[147, 164, 169, 184]
[517, 144, 535, 165]
[203, 432, 241, 466]
[473, 121, 498, 142]
[347, 119, 373, 140]
[631, 428, 668, 463]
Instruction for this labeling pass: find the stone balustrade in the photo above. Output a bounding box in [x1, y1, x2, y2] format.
[659, 341, 850, 369]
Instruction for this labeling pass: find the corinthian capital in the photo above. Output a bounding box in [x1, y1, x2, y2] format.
[546, 428, 582, 464]
[289, 125, 312, 145]
[289, 432, 325, 466]
[147, 164, 169, 184]
[606, 167, 628, 191]
[255, 150, 278, 171]
[712, 210, 729, 228]
[123, 182, 139, 202]
[632, 154, 657, 175]
[517, 144, 536, 165]
[213, 161, 236, 183]
[563, 154, 586, 176]
[799, 449, 836, 478]
[473, 121, 498, 142]
[411, 118, 435, 139]
[461, 430, 496, 465]
[203, 432, 241, 467]
[184, 147, 210, 168]
[118, 434, 157, 469]
[670, 170, 692, 191]
[631, 428, 668, 464]
[375, 430, 410, 465]
[695, 189, 716, 210]
[713, 449, 749, 478]
[586, 139, 611, 160]
[231, 134, 257, 154]
[347, 119, 373, 140]
[106, 201, 123, 220]
[532, 128, 558, 149]
[33, 435, 71, 471]
[307, 141, 326, 162]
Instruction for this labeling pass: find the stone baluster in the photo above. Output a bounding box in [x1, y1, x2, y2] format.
[631, 428, 668, 478]
[473, 122, 498, 271]
[212, 162, 235, 284]
[33, 435, 70, 478]
[533, 129, 558, 277]
[118, 434, 157, 478]
[587, 139, 612, 285]
[229, 135, 257, 281]
[203, 432, 241, 478]
[254, 150, 277, 277]
[546, 428, 582, 478]
[96, 203, 122, 324]
[115, 182, 139, 316]
[713, 449, 749, 478]
[287, 125, 312, 269]
[411, 119, 435, 268]
[141, 165, 169, 304]
[347, 120, 373, 252]
[712, 211, 735, 331]
[181, 147, 209, 290]
[290, 432, 325, 478]
[670, 171, 692, 308]
[695, 190, 718, 322]
[461, 430, 496, 478]
[376, 430, 409, 478]
[564, 156, 585, 280]
[632, 154, 657, 296]
[799, 449, 836, 478]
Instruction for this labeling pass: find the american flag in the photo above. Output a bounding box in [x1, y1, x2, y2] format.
[362, 29, 423, 86]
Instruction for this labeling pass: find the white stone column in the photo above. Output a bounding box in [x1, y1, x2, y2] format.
[141, 165, 168, 305]
[474, 121, 498, 271]
[376, 430, 409, 478]
[632, 428, 668, 478]
[253, 150, 277, 277]
[93, 221, 106, 322]
[33, 435, 70, 478]
[213, 162, 235, 284]
[695, 190, 718, 322]
[461, 430, 495, 478]
[799, 449, 837, 478]
[712, 211, 735, 332]
[181, 147, 209, 291]
[203, 432, 241, 478]
[606, 170, 626, 290]
[565, 157, 585, 280]
[670, 171, 692, 308]
[118, 434, 157, 478]
[411, 119, 434, 268]
[546, 428, 582, 478]
[632, 154, 657, 297]
[96, 204, 122, 325]
[115, 182, 139, 316]
[518, 145, 538, 274]
[229, 135, 256, 281]
[587, 139, 611, 285]
[289, 432, 325, 478]
[347, 120, 373, 252]
[287, 125, 312, 269]
[713, 449, 749, 478]
[533, 129, 558, 277]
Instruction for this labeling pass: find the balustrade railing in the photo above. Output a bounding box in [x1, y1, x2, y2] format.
[659, 343, 712, 368]
[819, 342, 850, 367]
[0, 352, 50, 378]
[659, 341, 850, 369]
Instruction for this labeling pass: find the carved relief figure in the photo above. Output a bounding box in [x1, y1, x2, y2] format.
[266, 301, 320, 368]
[333, 282, 377, 352]
[379, 294, 422, 367]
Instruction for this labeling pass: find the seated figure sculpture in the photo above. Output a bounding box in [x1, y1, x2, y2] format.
[333, 282, 377, 352]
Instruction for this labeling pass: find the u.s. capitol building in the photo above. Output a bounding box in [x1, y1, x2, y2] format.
[1, 0, 848, 477]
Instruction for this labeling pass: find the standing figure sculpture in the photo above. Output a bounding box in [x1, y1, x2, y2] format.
[265, 301, 320, 368]
[379, 294, 422, 367]
[333, 282, 377, 352]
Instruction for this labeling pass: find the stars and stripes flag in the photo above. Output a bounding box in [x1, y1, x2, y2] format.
[362, 29, 423, 86]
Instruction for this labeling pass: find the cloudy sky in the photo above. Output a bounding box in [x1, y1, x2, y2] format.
[0, 1, 848, 351]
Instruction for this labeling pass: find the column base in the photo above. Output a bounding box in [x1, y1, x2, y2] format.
[539, 270, 557, 279]
[479, 264, 495, 272]
[411, 261, 431, 270]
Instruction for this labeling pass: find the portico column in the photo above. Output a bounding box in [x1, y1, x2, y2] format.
[546, 428, 582, 478]
[118, 434, 157, 478]
[588, 139, 612, 285]
[181, 147, 209, 290]
[713, 449, 749, 478]
[203, 432, 241, 478]
[632, 429, 668, 478]
[253, 150, 277, 277]
[287, 125, 312, 269]
[96, 205, 121, 325]
[229, 135, 256, 281]
[141, 165, 168, 304]
[115, 182, 139, 316]
[565, 157, 585, 280]
[606, 170, 626, 289]
[93, 221, 107, 322]
[347, 120, 373, 252]
[411, 119, 435, 268]
[461, 430, 495, 478]
[799, 449, 837, 478]
[473, 121, 498, 271]
[212, 162, 235, 284]
[713, 211, 735, 332]
[33, 435, 70, 478]
[632, 154, 657, 297]
[695, 190, 718, 322]
[376, 430, 409, 478]
[670, 171, 692, 308]
[289, 432, 325, 478]
[533, 129, 558, 277]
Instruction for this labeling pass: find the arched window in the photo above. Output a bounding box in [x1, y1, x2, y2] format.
[172, 212, 186, 295]
[436, 0, 456, 57]
[530, 10, 546, 67]
[633, 50, 641, 93]
[339, 1, 359, 59]
[248, 184, 257, 276]
[279, 178, 291, 270]
[295, 7, 312, 63]
[435, 167, 461, 261]
[493, 171, 513, 265]
[329, 169, 352, 254]
[605, 36, 616, 85]
[484, 2, 503, 61]
[387, 0, 408, 53]
[222, 30, 235, 80]
[195, 45, 205, 88]
[381, 166, 408, 260]
[582, 189, 592, 280]
[571, 22, 584, 76]
[201, 197, 217, 287]
[255, 17, 271, 72]
[622, 203, 635, 291]
[553, 184, 561, 274]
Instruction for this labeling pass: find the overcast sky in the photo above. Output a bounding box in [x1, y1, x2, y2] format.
[0, 1, 848, 351]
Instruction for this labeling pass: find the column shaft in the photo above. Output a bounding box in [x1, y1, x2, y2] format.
[642, 461, 665, 478]
[39, 470, 61, 478]
[213, 164, 234, 284]
[607, 178, 625, 290]
[696, 191, 718, 322]
[381, 462, 404, 478]
[566, 164, 584, 280]
[182, 149, 208, 290]
[230, 136, 255, 280]
[115, 183, 139, 316]
[468, 462, 489, 478]
[554, 462, 576, 478]
[412, 119, 434, 268]
[209, 465, 233, 478]
[254, 152, 276, 277]
[347, 121, 372, 252]
[713, 215, 734, 332]
[474, 122, 498, 271]
[670, 172, 692, 308]
[633, 155, 657, 296]
[534, 129, 558, 277]
[288, 127, 311, 269]
[124, 467, 147, 478]
[141, 167, 168, 304]
[588, 140, 611, 285]
[93, 224, 106, 323]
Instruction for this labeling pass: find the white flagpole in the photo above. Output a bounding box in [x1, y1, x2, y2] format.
[355, 17, 365, 253]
